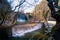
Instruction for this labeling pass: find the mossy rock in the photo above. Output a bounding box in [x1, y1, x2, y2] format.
[51, 23, 60, 33]
[51, 12, 60, 23]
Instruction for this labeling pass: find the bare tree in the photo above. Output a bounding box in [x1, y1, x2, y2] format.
[0, 0, 40, 40]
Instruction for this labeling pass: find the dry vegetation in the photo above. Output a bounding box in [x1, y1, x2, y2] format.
[32, 0, 49, 21]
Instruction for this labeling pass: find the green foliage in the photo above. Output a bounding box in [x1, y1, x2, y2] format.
[29, 13, 33, 19]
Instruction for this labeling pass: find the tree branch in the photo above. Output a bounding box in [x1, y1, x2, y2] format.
[13, 0, 25, 11]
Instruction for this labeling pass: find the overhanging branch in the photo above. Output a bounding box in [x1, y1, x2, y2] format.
[13, 0, 25, 11]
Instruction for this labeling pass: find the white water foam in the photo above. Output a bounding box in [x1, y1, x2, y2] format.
[12, 23, 42, 37]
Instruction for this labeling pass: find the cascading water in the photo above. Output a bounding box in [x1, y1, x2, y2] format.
[12, 20, 56, 37]
[12, 23, 42, 37]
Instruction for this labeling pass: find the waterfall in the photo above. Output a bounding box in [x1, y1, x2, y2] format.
[12, 21, 56, 37]
[12, 23, 42, 37]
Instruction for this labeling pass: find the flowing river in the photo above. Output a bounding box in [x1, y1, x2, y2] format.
[12, 21, 56, 37]
[8, 21, 56, 40]
[12, 23, 42, 37]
